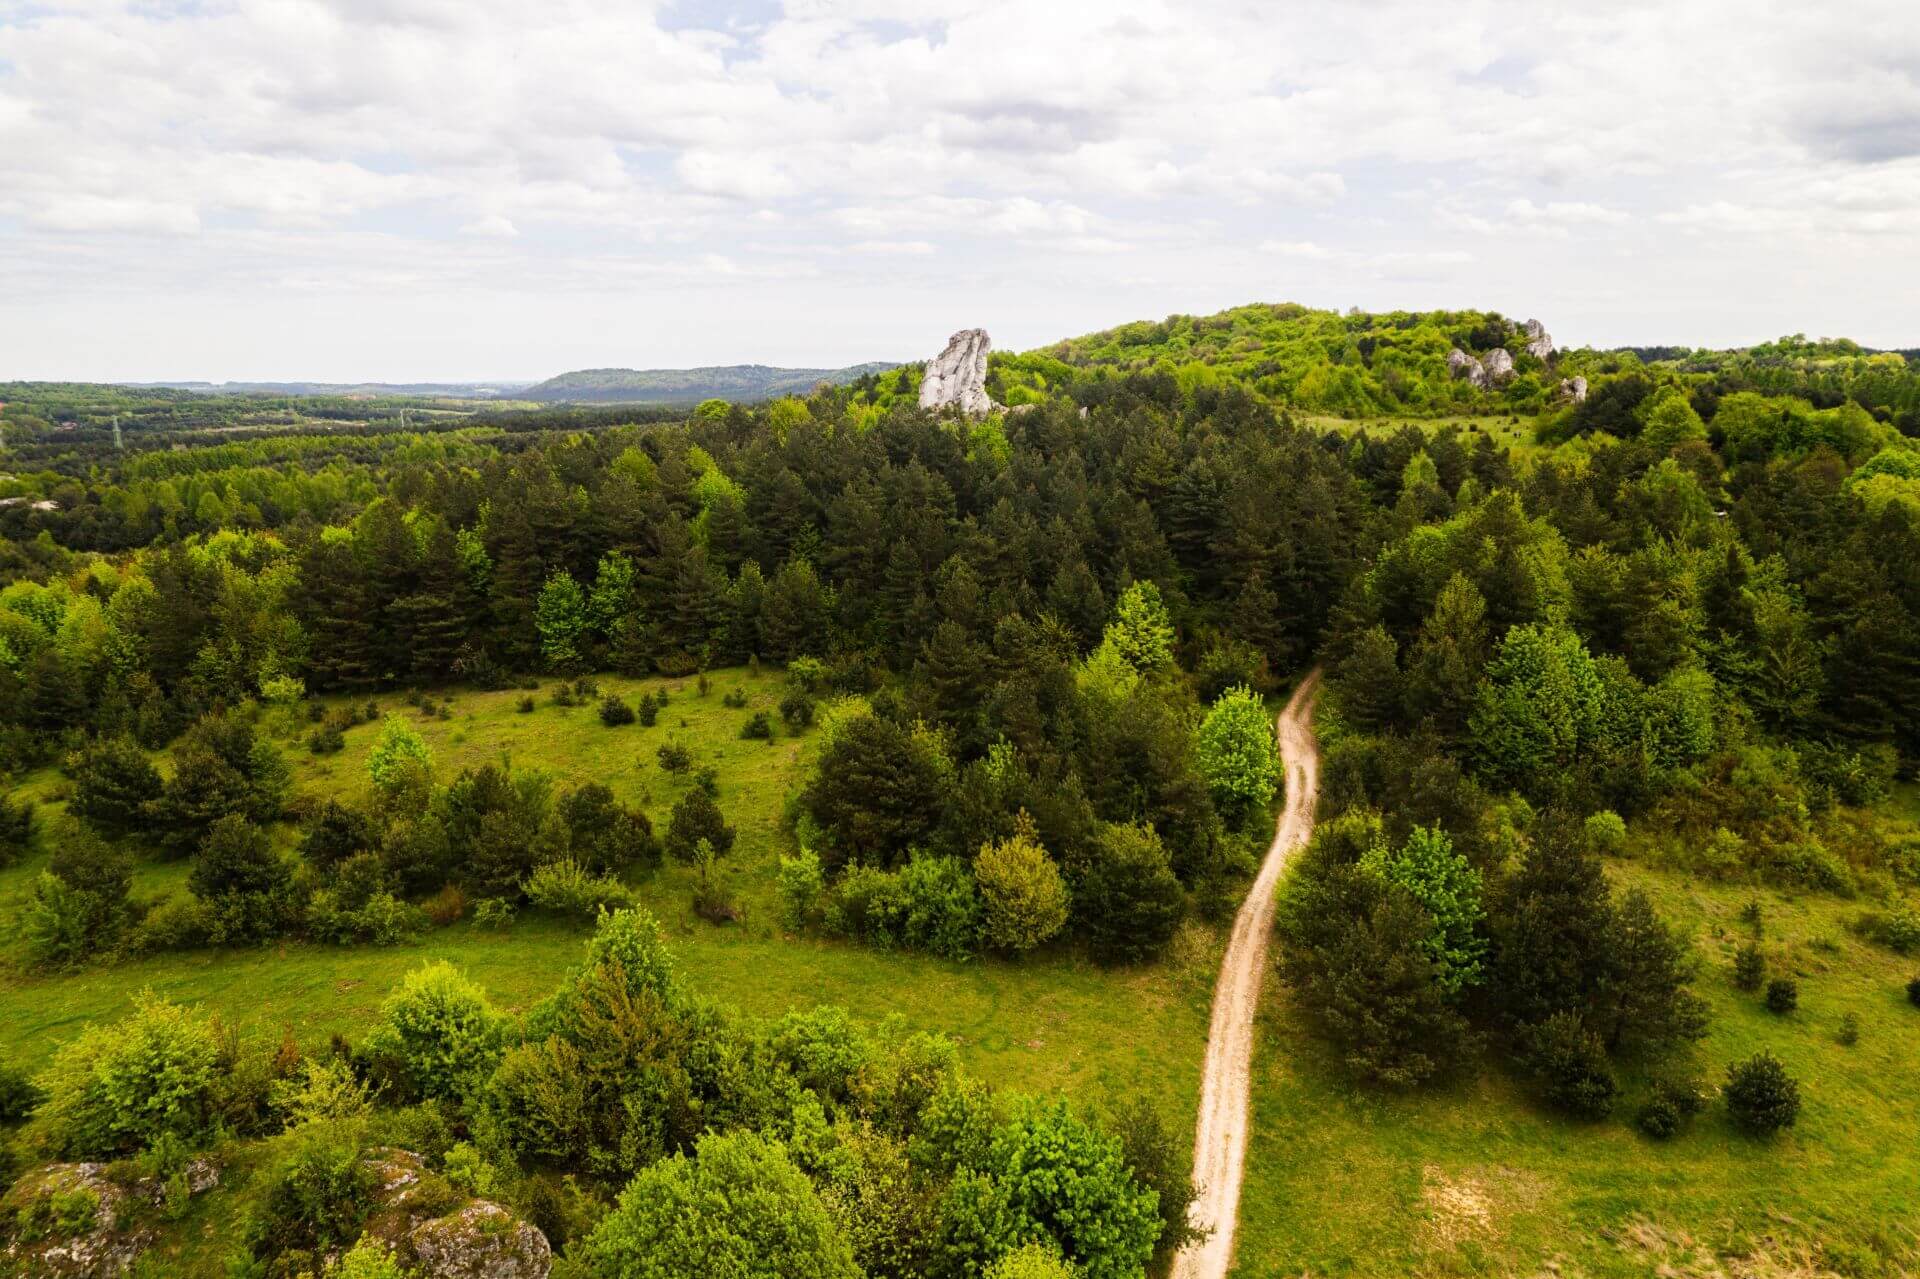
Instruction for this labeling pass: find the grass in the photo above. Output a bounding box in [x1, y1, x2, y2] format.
[0, 666, 1216, 1114]
[1233, 859, 1920, 1277]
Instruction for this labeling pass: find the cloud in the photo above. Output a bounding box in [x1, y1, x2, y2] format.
[1, 0, 1918, 377]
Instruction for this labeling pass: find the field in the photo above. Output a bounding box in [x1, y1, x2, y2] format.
[0, 667, 1217, 1113]
[1233, 859, 1920, 1277]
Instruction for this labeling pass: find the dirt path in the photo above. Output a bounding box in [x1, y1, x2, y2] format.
[1172, 670, 1321, 1279]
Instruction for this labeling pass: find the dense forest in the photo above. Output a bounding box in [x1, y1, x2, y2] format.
[3, 303, 1920, 1277]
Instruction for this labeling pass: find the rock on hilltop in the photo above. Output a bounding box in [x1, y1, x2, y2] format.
[919, 328, 995, 417]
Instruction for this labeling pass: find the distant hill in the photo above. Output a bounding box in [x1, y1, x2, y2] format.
[131, 381, 535, 398]
[524, 362, 900, 404]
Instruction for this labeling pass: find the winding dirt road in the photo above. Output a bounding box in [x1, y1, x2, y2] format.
[1172, 670, 1321, 1279]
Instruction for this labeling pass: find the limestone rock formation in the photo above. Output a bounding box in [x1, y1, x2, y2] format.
[1523, 319, 1555, 361]
[1482, 348, 1516, 385]
[1558, 375, 1589, 404]
[0, 1159, 213, 1278]
[1448, 348, 1489, 390]
[918, 328, 994, 417]
[409, 1202, 552, 1279]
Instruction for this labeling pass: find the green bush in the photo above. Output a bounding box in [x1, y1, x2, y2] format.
[974, 820, 1070, 954]
[1518, 1011, 1617, 1120]
[1732, 941, 1766, 991]
[1725, 1052, 1801, 1136]
[1584, 810, 1627, 854]
[665, 788, 735, 863]
[599, 695, 635, 727]
[127, 894, 215, 953]
[1636, 1097, 1680, 1139]
[474, 897, 516, 932]
[1852, 906, 1920, 955]
[189, 814, 300, 944]
[656, 741, 692, 773]
[0, 1064, 45, 1125]
[36, 993, 219, 1158]
[897, 854, 983, 961]
[524, 858, 636, 919]
[776, 851, 826, 932]
[1908, 975, 1920, 1008]
[740, 711, 774, 740]
[360, 962, 508, 1102]
[246, 1120, 377, 1262]
[23, 827, 133, 969]
[1765, 977, 1799, 1014]
[779, 690, 815, 730]
[1076, 822, 1184, 965]
[0, 792, 33, 865]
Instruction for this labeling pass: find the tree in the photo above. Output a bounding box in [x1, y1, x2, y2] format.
[1075, 821, 1184, 964]
[1724, 1052, 1801, 1136]
[36, 992, 218, 1158]
[367, 714, 432, 791]
[1360, 825, 1486, 992]
[665, 787, 736, 863]
[578, 1130, 859, 1279]
[362, 961, 507, 1102]
[536, 570, 590, 671]
[65, 736, 163, 841]
[1103, 580, 1175, 672]
[974, 816, 1070, 953]
[1601, 889, 1709, 1051]
[24, 827, 134, 969]
[1517, 1011, 1617, 1119]
[152, 713, 290, 858]
[188, 814, 296, 943]
[981, 1100, 1161, 1279]
[1404, 572, 1490, 743]
[1194, 684, 1279, 827]
[1335, 624, 1402, 732]
[801, 713, 945, 872]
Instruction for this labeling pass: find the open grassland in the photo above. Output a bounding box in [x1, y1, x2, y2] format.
[1233, 859, 1920, 1278]
[0, 667, 1216, 1114]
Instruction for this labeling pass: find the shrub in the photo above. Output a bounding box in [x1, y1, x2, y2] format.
[1725, 1052, 1801, 1136]
[360, 962, 508, 1102]
[24, 828, 134, 969]
[1908, 975, 1920, 1008]
[128, 893, 214, 953]
[474, 897, 516, 932]
[665, 788, 736, 863]
[247, 1120, 376, 1260]
[332, 1237, 411, 1279]
[897, 853, 983, 961]
[722, 686, 749, 709]
[36, 993, 219, 1158]
[1765, 977, 1799, 1014]
[65, 735, 164, 841]
[366, 714, 432, 791]
[1194, 684, 1280, 826]
[188, 814, 299, 944]
[1518, 1011, 1617, 1120]
[1637, 1097, 1681, 1139]
[1584, 810, 1627, 854]
[974, 818, 1070, 953]
[1852, 906, 1920, 955]
[779, 690, 816, 730]
[301, 800, 377, 873]
[423, 883, 468, 926]
[1836, 1011, 1861, 1046]
[740, 711, 774, 740]
[308, 725, 346, 754]
[517, 695, 536, 714]
[525, 858, 636, 919]
[0, 1064, 46, 1125]
[599, 695, 635, 727]
[777, 850, 826, 932]
[657, 741, 692, 773]
[1732, 941, 1766, 991]
[636, 693, 660, 727]
[786, 655, 826, 692]
[0, 792, 34, 865]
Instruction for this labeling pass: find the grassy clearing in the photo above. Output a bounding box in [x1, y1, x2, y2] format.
[0, 667, 1216, 1113]
[1233, 859, 1920, 1277]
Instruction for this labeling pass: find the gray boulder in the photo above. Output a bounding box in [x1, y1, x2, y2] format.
[1558, 375, 1588, 404]
[1448, 348, 1489, 389]
[1482, 348, 1516, 385]
[918, 328, 994, 417]
[1522, 319, 1555, 361]
[409, 1201, 552, 1279]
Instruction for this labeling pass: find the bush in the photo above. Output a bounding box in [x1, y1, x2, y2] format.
[974, 818, 1070, 954]
[1852, 906, 1920, 955]
[740, 711, 773, 740]
[721, 686, 748, 709]
[36, 993, 219, 1158]
[1909, 975, 1920, 1008]
[0, 1064, 46, 1125]
[1836, 1011, 1861, 1046]
[599, 695, 635, 727]
[360, 962, 508, 1102]
[779, 690, 815, 730]
[1518, 1011, 1617, 1120]
[786, 656, 827, 693]
[247, 1120, 376, 1261]
[1725, 1052, 1801, 1136]
[1584, 810, 1627, 854]
[422, 883, 468, 926]
[301, 800, 376, 872]
[1732, 941, 1766, 991]
[636, 693, 660, 726]
[24, 828, 134, 969]
[657, 741, 692, 773]
[188, 814, 299, 944]
[367, 714, 433, 791]
[1765, 977, 1799, 1014]
[525, 858, 636, 919]
[1194, 684, 1280, 826]
[307, 725, 346, 754]
[897, 853, 983, 961]
[0, 792, 34, 865]
[65, 735, 164, 841]
[474, 897, 516, 932]
[777, 850, 826, 932]
[665, 788, 736, 863]
[128, 893, 214, 953]
[517, 695, 537, 714]
[1637, 1097, 1681, 1139]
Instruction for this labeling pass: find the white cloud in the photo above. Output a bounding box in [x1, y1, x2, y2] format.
[0, 0, 1916, 378]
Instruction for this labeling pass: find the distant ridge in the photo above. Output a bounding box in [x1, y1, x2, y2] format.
[524, 361, 899, 404]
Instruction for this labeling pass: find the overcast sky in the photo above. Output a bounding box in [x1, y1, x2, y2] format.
[1, 0, 1916, 382]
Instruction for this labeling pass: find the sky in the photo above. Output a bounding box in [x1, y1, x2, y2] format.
[1, 0, 1916, 382]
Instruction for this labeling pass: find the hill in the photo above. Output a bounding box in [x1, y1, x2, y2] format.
[524, 360, 899, 404]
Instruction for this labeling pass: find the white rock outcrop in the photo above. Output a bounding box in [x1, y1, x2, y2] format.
[1522, 318, 1555, 361]
[1448, 347, 1490, 390]
[1558, 375, 1589, 404]
[919, 328, 994, 417]
[1482, 348, 1516, 385]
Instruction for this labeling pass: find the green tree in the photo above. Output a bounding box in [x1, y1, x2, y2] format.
[1103, 580, 1174, 672]
[1360, 825, 1486, 992]
[801, 713, 946, 872]
[366, 714, 432, 792]
[536, 570, 590, 671]
[1194, 683, 1279, 826]
[1076, 821, 1184, 965]
[361, 961, 507, 1102]
[664, 787, 736, 863]
[1725, 1051, 1801, 1136]
[65, 736, 164, 841]
[974, 816, 1070, 953]
[986, 1099, 1161, 1279]
[188, 814, 297, 943]
[36, 992, 218, 1157]
[578, 1130, 859, 1279]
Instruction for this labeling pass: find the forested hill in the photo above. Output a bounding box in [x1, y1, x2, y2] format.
[525, 361, 899, 404]
[968, 303, 1919, 428]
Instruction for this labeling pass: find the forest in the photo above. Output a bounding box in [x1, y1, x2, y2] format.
[2, 303, 1919, 1278]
